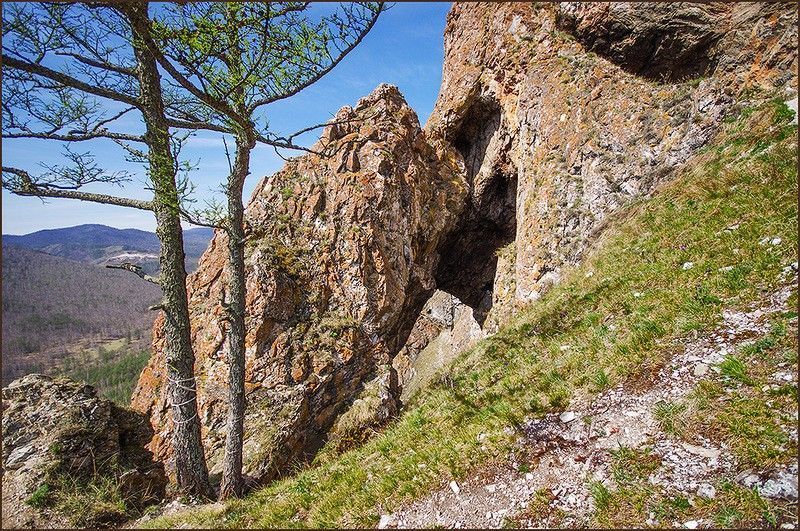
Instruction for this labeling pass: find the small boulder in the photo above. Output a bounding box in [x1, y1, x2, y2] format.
[697, 483, 716, 499]
[559, 411, 577, 423]
[1, 375, 166, 528]
[378, 514, 397, 529]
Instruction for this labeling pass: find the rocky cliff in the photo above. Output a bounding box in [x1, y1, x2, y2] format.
[131, 2, 797, 485]
[133, 85, 467, 480]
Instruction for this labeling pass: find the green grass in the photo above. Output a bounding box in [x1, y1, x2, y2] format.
[26, 484, 52, 509]
[591, 446, 662, 526]
[149, 100, 797, 528]
[689, 308, 798, 470]
[50, 474, 130, 527]
[60, 346, 150, 405]
[718, 354, 754, 386]
[27, 472, 133, 528]
[653, 400, 689, 436]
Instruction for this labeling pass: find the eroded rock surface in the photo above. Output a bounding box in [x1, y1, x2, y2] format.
[132, 85, 466, 481]
[397, 0, 796, 414]
[132, 2, 797, 487]
[427, 1, 797, 327]
[1, 375, 166, 528]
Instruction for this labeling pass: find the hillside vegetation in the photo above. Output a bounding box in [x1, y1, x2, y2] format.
[58, 339, 152, 405]
[3, 224, 213, 275]
[148, 99, 797, 528]
[1, 246, 160, 384]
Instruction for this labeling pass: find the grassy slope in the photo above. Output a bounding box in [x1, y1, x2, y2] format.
[58, 339, 151, 405]
[150, 100, 797, 528]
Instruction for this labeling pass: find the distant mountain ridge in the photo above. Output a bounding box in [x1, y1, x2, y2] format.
[3, 224, 214, 273]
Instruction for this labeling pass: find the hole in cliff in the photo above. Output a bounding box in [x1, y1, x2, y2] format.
[436, 96, 516, 326]
[435, 169, 517, 326]
[452, 97, 503, 186]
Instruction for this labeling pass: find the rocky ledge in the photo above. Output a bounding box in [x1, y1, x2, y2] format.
[2, 375, 166, 528]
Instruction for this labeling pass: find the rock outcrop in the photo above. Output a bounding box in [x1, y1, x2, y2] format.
[132, 85, 466, 481]
[132, 2, 797, 487]
[2, 375, 166, 528]
[427, 1, 796, 329]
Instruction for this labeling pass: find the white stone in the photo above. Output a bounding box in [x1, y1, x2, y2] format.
[378, 514, 396, 529]
[693, 363, 709, 377]
[559, 411, 577, 423]
[759, 470, 798, 500]
[697, 483, 716, 499]
[681, 442, 721, 459]
[771, 237, 783, 246]
[742, 473, 761, 488]
[633, 291, 643, 298]
[449, 480, 460, 495]
[485, 484, 497, 493]
[525, 472, 534, 481]
[684, 520, 699, 529]
[682, 262, 694, 270]
[785, 97, 798, 125]
[5, 444, 36, 469]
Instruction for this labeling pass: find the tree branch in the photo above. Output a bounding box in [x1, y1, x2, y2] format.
[164, 117, 229, 134]
[2, 54, 140, 107]
[3, 130, 146, 143]
[179, 206, 224, 230]
[106, 262, 161, 285]
[53, 50, 137, 77]
[2, 166, 154, 211]
[246, 6, 383, 112]
[119, 5, 247, 127]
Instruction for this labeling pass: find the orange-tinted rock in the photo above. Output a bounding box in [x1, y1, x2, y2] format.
[132, 2, 797, 486]
[132, 85, 467, 481]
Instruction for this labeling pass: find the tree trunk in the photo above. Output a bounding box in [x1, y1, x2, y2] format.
[123, 2, 213, 499]
[219, 133, 254, 500]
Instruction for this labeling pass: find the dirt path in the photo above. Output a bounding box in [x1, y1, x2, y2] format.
[379, 283, 798, 529]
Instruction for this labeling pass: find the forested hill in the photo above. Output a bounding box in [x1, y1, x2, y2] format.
[1, 245, 161, 384]
[3, 224, 213, 274]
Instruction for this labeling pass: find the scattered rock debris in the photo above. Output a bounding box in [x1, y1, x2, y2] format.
[379, 283, 797, 528]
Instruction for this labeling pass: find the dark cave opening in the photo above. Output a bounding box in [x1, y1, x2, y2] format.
[435, 96, 517, 326]
[434, 169, 517, 326]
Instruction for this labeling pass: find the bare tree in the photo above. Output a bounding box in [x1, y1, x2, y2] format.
[143, 1, 385, 499]
[1, 1, 213, 498]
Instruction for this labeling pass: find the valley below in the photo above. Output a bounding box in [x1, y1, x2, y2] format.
[1, 225, 212, 395]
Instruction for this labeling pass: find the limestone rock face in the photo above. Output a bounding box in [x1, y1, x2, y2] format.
[556, 3, 798, 83]
[393, 290, 484, 402]
[1, 375, 166, 528]
[132, 85, 466, 481]
[132, 2, 797, 487]
[425, 1, 797, 327]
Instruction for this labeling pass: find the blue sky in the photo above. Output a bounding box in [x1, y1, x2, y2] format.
[1, 2, 451, 235]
